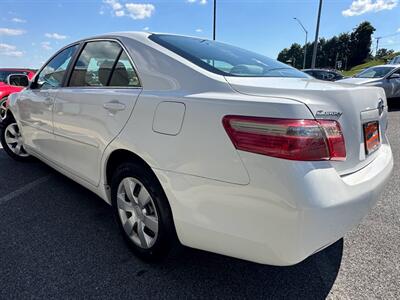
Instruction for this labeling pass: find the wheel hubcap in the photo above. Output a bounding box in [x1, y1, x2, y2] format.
[4, 123, 29, 157]
[117, 177, 159, 249]
[0, 100, 7, 121]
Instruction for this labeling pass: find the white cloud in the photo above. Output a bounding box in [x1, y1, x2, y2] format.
[0, 43, 23, 57]
[0, 28, 25, 36]
[45, 32, 67, 40]
[11, 17, 26, 23]
[195, 28, 203, 32]
[0, 43, 16, 51]
[41, 41, 52, 50]
[187, 0, 207, 4]
[143, 26, 150, 31]
[103, 1, 155, 19]
[398, 28, 400, 32]
[342, 0, 398, 17]
[125, 3, 155, 19]
[104, 0, 122, 10]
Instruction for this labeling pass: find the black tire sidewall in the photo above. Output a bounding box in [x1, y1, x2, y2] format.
[0, 97, 8, 120]
[111, 162, 177, 261]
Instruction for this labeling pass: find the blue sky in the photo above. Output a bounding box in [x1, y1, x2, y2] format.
[1, 0, 400, 68]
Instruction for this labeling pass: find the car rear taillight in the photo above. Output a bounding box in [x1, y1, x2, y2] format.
[222, 115, 346, 161]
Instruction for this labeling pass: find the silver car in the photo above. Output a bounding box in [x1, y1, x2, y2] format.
[338, 65, 400, 100]
[389, 56, 400, 65]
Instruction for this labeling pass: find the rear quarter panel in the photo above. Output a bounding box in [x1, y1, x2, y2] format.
[107, 91, 314, 185]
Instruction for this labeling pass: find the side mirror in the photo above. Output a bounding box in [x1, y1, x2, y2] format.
[6, 74, 30, 87]
[389, 73, 400, 80]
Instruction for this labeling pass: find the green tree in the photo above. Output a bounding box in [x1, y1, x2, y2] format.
[277, 43, 304, 69]
[375, 48, 394, 59]
[277, 21, 376, 70]
[348, 21, 375, 67]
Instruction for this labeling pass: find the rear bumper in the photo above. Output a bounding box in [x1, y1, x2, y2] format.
[154, 143, 393, 266]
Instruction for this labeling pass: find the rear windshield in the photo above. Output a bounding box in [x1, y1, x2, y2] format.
[355, 66, 394, 78]
[149, 34, 308, 78]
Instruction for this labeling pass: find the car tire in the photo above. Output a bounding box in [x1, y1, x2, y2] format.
[0, 97, 8, 121]
[111, 161, 178, 262]
[0, 114, 32, 162]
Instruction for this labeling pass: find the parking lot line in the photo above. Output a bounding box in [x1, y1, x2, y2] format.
[0, 175, 51, 205]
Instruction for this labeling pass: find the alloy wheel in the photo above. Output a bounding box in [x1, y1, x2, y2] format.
[117, 177, 159, 249]
[4, 123, 29, 157]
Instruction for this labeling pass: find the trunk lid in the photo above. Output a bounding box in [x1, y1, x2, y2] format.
[225, 77, 388, 175]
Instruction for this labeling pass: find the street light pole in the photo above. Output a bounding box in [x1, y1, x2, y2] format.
[375, 37, 381, 55]
[311, 0, 323, 68]
[294, 17, 308, 69]
[213, 0, 217, 40]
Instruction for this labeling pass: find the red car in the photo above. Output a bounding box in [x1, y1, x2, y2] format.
[0, 68, 36, 120]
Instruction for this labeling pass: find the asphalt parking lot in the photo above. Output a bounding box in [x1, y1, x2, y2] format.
[0, 106, 399, 299]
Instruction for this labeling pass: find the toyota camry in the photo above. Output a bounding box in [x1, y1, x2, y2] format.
[0, 32, 393, 265]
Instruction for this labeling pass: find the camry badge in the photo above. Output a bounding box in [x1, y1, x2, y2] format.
[315, 110, 343, 120]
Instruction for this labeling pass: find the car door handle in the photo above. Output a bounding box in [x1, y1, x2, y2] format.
[103, 101, 126, 112]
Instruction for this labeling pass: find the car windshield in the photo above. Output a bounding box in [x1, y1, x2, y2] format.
[355, 66, 395, 78]
[150, 34, 308, 78]
[389, 57, 400, 64]
[0, 70, 27, 83]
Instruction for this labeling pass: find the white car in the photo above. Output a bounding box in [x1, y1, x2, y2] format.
[0, 32, 393, 266]
[338, 65, 400, 100]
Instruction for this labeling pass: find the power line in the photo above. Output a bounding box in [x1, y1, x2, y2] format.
[374, 32, 400, 54]
[375, 32, 400, 40]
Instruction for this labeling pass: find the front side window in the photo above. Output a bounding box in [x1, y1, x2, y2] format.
[35, 45, 78, 89]
[69, 41, 139, 87]
[149, 34, 308, 78]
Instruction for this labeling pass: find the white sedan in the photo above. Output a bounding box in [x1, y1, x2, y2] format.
[0, 32, 393, 266]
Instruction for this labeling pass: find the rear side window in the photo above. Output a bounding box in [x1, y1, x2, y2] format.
[69, 41, 140, 87]
[109, 51, 140, 87]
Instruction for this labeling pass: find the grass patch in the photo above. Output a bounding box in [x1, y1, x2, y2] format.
[342, 59, 385, 77]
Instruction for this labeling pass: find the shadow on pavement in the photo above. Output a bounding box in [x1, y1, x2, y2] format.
[388, 98, 400, 111]
[0, 157, 343, 299]
[157, 238, 343, 299]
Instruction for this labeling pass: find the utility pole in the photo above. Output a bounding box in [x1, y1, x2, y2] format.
[294, 17, 308, 69]
[213, 0, 217, 40]
[311, 0, 323, 68]
[375, 37, 381, 56]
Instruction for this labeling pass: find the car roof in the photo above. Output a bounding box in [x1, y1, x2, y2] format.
[0, 68, 35, 72]
[366, 64, 400, 68]
[302, 69, 340, 72]
[64, 31, 223, 50]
